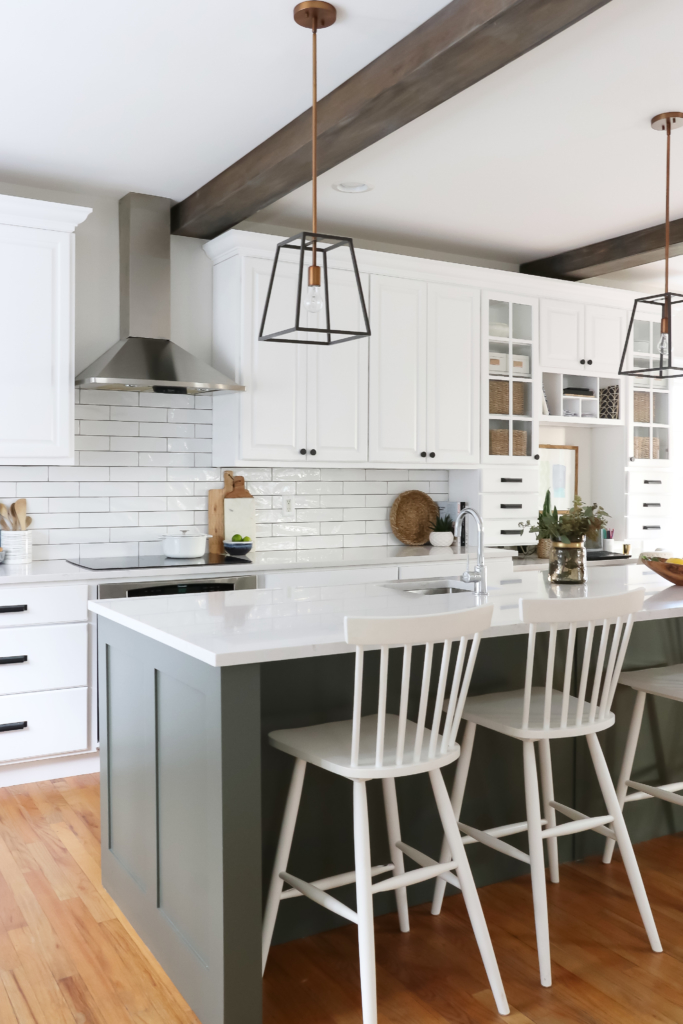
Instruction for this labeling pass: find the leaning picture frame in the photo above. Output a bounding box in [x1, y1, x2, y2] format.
[538, 444, 578, 513]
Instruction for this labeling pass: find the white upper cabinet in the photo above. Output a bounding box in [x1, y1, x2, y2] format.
[369, 276, 479, 465]
[539, 299, 584, 369]
[369, 276, 426, 463]
[584, 304, 626, 374]
[0, 197, 90, 464]
[212, 255, 368, 465]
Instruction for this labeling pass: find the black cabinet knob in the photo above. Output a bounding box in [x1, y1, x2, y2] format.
[420, 451, 427, 458]
[310, 449, 317, 456]
[534, 454, 540, 460]
[299, 449, 307, 455]
[429, 452, 435, 458]
[580, 359, 586, 365]
[587, 359, 593, 365]
[630, 456, 635, 462]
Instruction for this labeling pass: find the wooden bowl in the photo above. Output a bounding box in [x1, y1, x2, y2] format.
[640, 556, 683, 585]
[390, 490, 440, 546]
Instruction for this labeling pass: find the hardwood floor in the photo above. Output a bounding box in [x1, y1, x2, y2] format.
[0, 772, 680, 1023]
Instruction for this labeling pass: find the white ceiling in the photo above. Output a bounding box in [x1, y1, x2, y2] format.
[248, 0, 683, 267]
[0, 0, 449, 199]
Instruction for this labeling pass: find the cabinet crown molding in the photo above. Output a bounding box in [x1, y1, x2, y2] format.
[0, 194, 92, 233]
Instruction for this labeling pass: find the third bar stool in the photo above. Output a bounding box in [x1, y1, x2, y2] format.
[431, 589, 661, 988]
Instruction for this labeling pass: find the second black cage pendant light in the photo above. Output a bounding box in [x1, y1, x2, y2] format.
[258, 1, 371, 346]
[619, 112, 683, 379]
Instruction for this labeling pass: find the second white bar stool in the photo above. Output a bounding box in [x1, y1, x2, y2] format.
[431, 589, 661, 988]
[262, 604, 510, 1022]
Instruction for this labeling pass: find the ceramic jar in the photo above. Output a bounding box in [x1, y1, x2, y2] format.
[1, 530, 32, 564]
[548, 539, 586, 584]
[429, 531, 454, 547]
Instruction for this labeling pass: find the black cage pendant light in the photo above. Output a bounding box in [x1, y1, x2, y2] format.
[258, 1, 371, 346]
[619, 111, 683, 378]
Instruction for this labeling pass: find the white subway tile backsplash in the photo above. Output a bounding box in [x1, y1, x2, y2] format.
[4, 398, 450, 559]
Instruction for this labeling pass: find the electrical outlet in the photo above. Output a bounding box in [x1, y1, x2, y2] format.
[284, 497, 294, 516]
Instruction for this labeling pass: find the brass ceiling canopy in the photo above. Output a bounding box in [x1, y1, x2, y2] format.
[258, 1, 370, 346]
[293, 1, 337, 29]
[619, 112, 683, 380]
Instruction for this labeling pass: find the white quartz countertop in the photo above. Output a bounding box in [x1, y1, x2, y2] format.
[0, 545, 511, 587]
[88, 561, 680, 669]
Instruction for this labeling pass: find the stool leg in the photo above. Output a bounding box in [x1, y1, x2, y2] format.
[523, 739, 552, 987]
[432, 720, 477, 916]
[587, 731, 662, 953]
[430, 768, 509, 1016]
[354, 779, 378, 1024]
[603, 689, 646, 864]
[538, 739, 560, 884]
[262, 758, 306, 973]
[381, 777, 410, 933]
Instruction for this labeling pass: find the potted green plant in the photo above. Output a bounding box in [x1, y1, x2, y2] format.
[527, 490, 555, 560]
[429, 513, 455, 547]
[521, 495, 609, 583]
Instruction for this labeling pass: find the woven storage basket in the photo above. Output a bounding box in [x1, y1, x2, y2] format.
[389, 490, 440, 546]
[633, 435, 660, 459]
[489, 380, 525, 415]
[599, 385, 619, 420]
[634, 391, 651, 423]
[489, 429, 528, 457]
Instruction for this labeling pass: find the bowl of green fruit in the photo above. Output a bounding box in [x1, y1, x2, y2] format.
[223, 533, 253, 557]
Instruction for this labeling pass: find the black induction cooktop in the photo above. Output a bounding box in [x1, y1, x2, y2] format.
[66, 554, 252, 571]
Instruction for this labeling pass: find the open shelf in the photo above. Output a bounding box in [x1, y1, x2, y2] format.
[541, 371, 622, 424]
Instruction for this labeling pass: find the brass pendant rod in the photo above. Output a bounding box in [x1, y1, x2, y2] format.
[311, 21, 318, 265]
[665, 117, 671, 295]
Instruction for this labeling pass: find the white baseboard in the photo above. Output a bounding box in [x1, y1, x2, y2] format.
[0, 750, 100, 787]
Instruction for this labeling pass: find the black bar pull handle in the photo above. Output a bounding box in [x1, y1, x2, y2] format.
[643, 503, 661, 507]
[0, 605, 27, 614]
[0, 656, 27, 665]
[0, 721, 27, 733]
[501, 529, 524, 535]
[643, 525, 661, 530]
[500, 478, 522, 483]
[500, 504, 522, 509]
[644, 480, 662, 485]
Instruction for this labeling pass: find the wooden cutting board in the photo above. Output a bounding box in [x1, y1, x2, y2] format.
[208, 472, 255, 555]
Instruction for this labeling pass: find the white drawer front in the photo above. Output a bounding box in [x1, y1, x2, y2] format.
[626, 516, 671, 539]
[627, 494, 672, 518]
[484, 519, 536, 546]
[626, 471, 671, 495]
[481, 493, 539, 520]
[0, 687, 88, 764]
[0, 584, 88, 627]
[481, 467, 539, 494]
[0, 623, 87, 696]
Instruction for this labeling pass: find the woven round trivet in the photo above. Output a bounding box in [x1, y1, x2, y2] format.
[389, 490, 440, 546]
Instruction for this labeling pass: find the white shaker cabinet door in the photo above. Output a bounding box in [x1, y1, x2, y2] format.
[585, 304, 626, 374]
[426, 283, 479, 464]
[239, 258, 307, 462]
[0, 225, 74, 464]
[369, 276, 427, 463]
[539, 299, 584, 370]
[306, 269, 369, 462]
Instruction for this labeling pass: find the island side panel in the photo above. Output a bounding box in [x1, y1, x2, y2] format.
[99, 618, 263, 1024]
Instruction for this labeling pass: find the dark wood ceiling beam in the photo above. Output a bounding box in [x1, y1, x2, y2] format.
[172, 0, 613, 239]
[520, 218, 683, 280]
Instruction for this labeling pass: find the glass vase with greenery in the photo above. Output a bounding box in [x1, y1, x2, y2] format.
[522, 495, 609, 583]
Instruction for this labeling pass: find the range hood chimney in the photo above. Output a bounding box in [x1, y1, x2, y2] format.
[75, 193, 244, 394]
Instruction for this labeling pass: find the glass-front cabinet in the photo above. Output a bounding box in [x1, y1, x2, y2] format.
[629, 316, 670, 463]
[483, 292, 538, 463]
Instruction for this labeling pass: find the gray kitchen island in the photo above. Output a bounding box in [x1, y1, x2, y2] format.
[90, 561, 683, 1024]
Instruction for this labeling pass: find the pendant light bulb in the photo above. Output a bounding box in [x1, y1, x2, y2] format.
[304, 285, 323, 313]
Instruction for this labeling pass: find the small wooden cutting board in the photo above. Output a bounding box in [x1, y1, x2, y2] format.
[208, 472, 254, 555]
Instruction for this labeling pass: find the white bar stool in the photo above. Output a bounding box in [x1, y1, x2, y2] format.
[262, 604, 510, 1022]
[431, 589, 662, 988]
[603, 662, 683, 864]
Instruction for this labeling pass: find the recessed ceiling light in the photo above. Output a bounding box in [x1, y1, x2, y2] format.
[332, 182, 372, 193]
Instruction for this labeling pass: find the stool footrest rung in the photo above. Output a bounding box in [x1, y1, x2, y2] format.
[280, 863, 393, 899]
[280, 871, 358, 924]
[459, 818, 545, 845]
[549, 801, 615, 840]
[626, 779, 683, 807]
[371, 856, 458, 894]
[458, 821, 531, 864]
[396, 841, 461, 890]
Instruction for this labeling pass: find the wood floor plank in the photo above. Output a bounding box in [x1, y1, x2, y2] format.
[8, 926, 76, 1024]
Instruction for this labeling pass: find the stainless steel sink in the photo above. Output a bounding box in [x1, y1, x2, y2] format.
[382, 578, 475, 596]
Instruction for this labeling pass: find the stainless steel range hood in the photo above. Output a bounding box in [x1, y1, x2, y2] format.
[75, 193, 244, 394]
